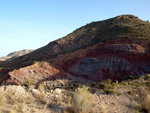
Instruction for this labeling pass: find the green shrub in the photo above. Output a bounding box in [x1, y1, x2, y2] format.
[127, 91, 133, 95]
[120, 81, 128, 86]
[91, 82, 97, 87]
[117, 92, 123, 96]
[111, 83, 118, 89]
[101, 79, 113, 89]
[124, 75, 139, 80]
[22, 79, 34, 87]
[145, 74, 150, 80]
[105, 89, 116, 94]
[98, 83, 105, 89]
[99, 89, 104, 92]
[129, 82, 140, 87]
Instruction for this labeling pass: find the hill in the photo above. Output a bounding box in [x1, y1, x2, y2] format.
[0, 15, 150, 85]
[13, 15, 150, 61]
[0, 49, 34, 61]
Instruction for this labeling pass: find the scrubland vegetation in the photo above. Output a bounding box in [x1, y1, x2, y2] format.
[0, 74, 149, 113]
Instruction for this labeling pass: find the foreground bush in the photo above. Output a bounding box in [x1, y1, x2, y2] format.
[70, 86, 94, 113]
[142, 94, 150, 113]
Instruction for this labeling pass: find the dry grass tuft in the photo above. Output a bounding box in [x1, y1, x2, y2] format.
[6, 92, 32, 105]
[142, 94, 150, 113]
[0, 92, 6, 106]
[70, 85, 94, 113]
[33, 91, 47, 104]
[38, 84, 45, 92]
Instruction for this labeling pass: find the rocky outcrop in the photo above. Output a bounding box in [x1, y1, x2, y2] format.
[6, 62, 61, 85]
[61, 39, 150, 81]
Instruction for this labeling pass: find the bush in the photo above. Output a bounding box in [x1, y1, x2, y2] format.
[98, 83, 105, 89]
[101, 79, 112, 89]
[91, 82, 97, 87]
[141, 94, 150, 113]
[100, 79, 118, 90]
[22, 79, 34, 87]
[120, 81, 128, 86]
[105, 89, 116, 94]
[117, 92, 123, 96]
[127, 91, 133, 95]
[70, 86, 94, 113]
[123, 75, 139, 80]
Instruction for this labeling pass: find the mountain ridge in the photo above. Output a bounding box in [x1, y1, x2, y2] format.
[0, 49, 33, 61]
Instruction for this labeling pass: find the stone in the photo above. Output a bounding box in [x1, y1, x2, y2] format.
[4, 85, 28, 98]
[54, 88, 62, 94]
[32, 89, 40, 94]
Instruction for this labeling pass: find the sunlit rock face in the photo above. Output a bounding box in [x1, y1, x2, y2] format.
[6, 62, 61, 85]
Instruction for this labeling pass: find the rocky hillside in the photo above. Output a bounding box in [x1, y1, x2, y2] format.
[0, 49, 33, 61]
[1, 15, 150, 85]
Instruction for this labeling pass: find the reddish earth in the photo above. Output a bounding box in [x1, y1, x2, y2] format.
[5, 62, 65, 85]
[59, 39, 150, 82]
[4, 38, 150, 85]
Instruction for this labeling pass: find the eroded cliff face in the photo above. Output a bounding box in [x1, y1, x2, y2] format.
[61, 39, 150, 81]
[5, 38, 150, 84]
[6, 62, 61, 85]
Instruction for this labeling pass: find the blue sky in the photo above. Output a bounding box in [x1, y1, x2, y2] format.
[0, 0, 150, 57]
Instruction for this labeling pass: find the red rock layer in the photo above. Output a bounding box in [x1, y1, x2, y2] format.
[61, 39, 150, 81]
[6, 62, 61, 85]
[4, 39, 150, 84]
